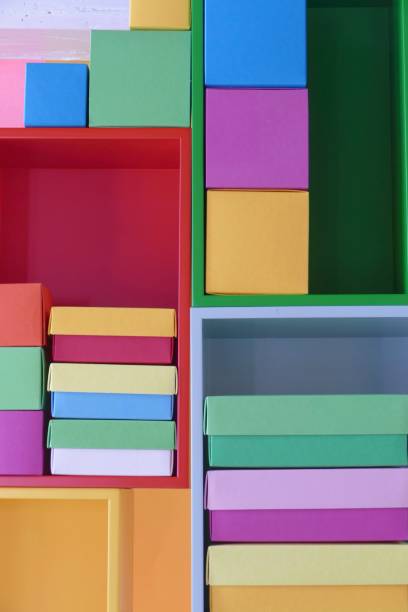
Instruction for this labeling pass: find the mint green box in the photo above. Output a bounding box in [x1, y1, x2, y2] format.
[48, 419, 176, 450]
[0, 347, 46, 410]
[89, 30, 191, 127]
[205, 395, 408, 468]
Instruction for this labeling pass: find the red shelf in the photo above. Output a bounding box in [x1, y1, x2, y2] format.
[0, 128, 191, 488]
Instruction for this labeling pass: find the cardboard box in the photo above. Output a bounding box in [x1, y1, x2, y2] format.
[205, 468, 408, 511]
[204, 0, 306, 87]
[89, 31, 191, 127]
[133, 489, 190, 612]
[51, 392, 174, 420]
[49, 306, 177, 337]
[206, 190, 309, 295]
[52, 335, 175, 365]
[0, 488, 133, 612]
[130, 0, 191, 30]
[210, 508, 408, 543]
[0, 283, 51, 346]
[25, 63, 89, 127]
[50, 449, 174, 476]
[205, 394, 408, 467]
[206, 89, 308, 189]
[210, 585, 408, 612]
[0, 411, 44, 474]
[47, 419, 176, 450]
[0, 61, 30, 127]
[49, 306, 177, 364]
[0, 347, 46, 410]
[206, 544, 408, 586]
[48, 363, 177, 395]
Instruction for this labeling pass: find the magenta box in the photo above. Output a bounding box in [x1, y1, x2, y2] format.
[52, 335, 174, 364]
[0, 411, 45, 475]
[209, 508, 408, 542]
[206, 88, 309, 189]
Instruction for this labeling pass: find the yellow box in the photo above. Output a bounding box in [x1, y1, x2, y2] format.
[0, 488, 133, 612]
[206, 190, 309, 295]
[207, 544, 408, 586]
[48, 363, 178, 395]
[130, 0, 191, 30]
[49, 306, 177, 337]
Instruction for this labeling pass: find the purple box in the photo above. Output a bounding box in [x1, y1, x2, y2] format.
[209, 508, 408, 542]
[206, 88, 309, 189]
[0, 411, 45, 475]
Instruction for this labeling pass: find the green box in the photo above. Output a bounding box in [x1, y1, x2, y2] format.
[89, 30, 191, 127]
[0, 347, 46, 410]
[47, 419, 176, 450]
[205, 395, 408, 467]
[192, 0, 408, 306]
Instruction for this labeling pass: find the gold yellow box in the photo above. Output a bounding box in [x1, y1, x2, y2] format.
[206, 190, 309, 295]
[130, 0, 191, 30]
[0, 488, 133, 612]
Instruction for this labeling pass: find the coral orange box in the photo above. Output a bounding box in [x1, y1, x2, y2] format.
[0, 283, 51, 346]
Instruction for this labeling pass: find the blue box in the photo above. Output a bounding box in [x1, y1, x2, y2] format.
[25, 63, 89, 127]
[205, 0, 307, 87]
[51, 392, 174, 420]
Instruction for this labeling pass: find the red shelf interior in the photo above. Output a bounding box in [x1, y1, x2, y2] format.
[0, 128, 191, 488]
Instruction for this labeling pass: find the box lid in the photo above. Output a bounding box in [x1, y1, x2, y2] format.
[0, 283, 51, 346]
[49, 306, 177, 337]
[204, 395, 408, 435]
[47, 419, 176, 450]
[206, 544, 408, 586]
[48, 363, 177, 395]
[205, 468, 408, 510]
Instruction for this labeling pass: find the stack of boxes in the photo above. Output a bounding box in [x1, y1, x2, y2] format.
[204, 0, 309, 295]
[46, 307, 177, 476]
[0, 284, 50, 475]
[0, 0, 191, 129]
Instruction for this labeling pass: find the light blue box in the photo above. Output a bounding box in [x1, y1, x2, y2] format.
[51, 392, 174, 420]
[25, 63, 89, 127]
[205, 0, 307, 87]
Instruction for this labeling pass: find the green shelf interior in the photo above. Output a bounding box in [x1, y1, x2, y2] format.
[192, 0, 408, 306]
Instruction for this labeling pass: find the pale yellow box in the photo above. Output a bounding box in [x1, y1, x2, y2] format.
[206, 190, 309, 295]
[130, 0, 191, 30]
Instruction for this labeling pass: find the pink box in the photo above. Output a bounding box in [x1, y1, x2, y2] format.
[0, 411, 45, 475]
[0, 60, 31, 127]
[206, 88, 309, 189]
[52, 335, 174, 364]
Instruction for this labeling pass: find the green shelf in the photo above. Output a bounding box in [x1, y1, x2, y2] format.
[192, 0, 408, 307]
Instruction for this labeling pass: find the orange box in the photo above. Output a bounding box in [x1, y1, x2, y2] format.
[206, 190, 309, 295]
[0, 283, 51, 346]
[210, 585, 408, 612]
[133, 489, 190, 612]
